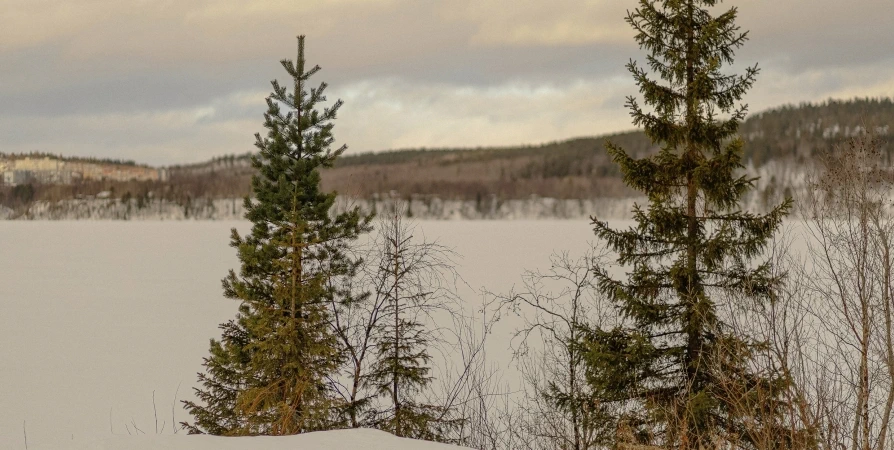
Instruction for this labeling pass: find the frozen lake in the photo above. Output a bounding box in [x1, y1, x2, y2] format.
[0, 220, 607, 447]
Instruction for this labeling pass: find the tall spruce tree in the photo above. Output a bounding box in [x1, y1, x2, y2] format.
[583, 1, 792, 448]
[183, 35, 371, 436]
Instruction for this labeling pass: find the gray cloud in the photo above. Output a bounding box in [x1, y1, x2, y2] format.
[1, 0, 893, 164]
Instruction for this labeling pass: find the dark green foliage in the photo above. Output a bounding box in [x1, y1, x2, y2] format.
[11, 184, 35, 204]
[584, 1, 792, 448]
[183, 36, 371, 436]
[185, 319, 253, 435]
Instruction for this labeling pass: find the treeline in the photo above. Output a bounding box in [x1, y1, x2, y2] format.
[2, 98, 893, 217]
[742, 97, 894, 166]
[162, 97, 894, 202]
[0, 179, 209, 216]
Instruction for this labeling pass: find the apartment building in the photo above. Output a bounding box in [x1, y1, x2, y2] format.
[1, 156, 161, 185]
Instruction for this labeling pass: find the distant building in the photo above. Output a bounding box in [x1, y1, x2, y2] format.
[0, 155, 161, 185]
[3, 170, 33, 186]
[31, 169, 80, 185]
[15, 156, 64, 172]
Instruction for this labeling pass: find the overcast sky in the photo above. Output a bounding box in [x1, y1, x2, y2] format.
[1, 0, 893, 166]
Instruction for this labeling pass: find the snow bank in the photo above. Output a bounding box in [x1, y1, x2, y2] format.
[37, 429, 470, 450]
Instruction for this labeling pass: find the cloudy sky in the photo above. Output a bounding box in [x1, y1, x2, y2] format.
[1, 0, 893, 166]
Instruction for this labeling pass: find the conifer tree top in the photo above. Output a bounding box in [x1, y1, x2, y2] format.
[624, 0, 759, 151]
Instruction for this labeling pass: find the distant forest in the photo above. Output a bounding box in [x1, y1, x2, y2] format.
[3, 97, 893, 211]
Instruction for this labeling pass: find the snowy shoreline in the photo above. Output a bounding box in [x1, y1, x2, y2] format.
[3, 191, 789, 221]
[7, 196, 647, 221]
[3, 161, 807, 221]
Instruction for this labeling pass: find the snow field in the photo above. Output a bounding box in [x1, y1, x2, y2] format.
[29, 428, 468, 449]
[0, 221, 603, 449]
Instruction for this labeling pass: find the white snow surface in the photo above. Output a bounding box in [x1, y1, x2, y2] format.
[0, 220, 812, 449]
[34, 429, 468, 450]
[0, 221, 602, 449]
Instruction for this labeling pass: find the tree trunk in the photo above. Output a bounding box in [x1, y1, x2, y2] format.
[392, 225, 401, 436]
[683, 2, 702, 448]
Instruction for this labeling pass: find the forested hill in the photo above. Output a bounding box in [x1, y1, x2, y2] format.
[4, 98, 893, 216]
[168, 97, 893, 202]
[740, 98, 894, 166]
[336, 97, 894, 170]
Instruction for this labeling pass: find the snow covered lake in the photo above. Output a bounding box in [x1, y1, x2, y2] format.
[0, 220, 605, 448]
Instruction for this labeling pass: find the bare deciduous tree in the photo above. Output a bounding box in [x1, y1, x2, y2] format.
[800, 131, 894, 450]
[491, 246, 618, 450]
[330, 204, 503, 443]
[750, 130, 894, 450]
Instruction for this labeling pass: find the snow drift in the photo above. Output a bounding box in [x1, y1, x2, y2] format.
[36, 429, 470, 450]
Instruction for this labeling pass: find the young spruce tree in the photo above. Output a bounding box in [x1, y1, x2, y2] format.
[366, 212, 455, 441]
[183, 35, 371, 436]
[583, 1, 792, 448]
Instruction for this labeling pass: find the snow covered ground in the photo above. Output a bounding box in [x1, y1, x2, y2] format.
[31, 428, 468, 449]
[0, 220, 603, 449]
